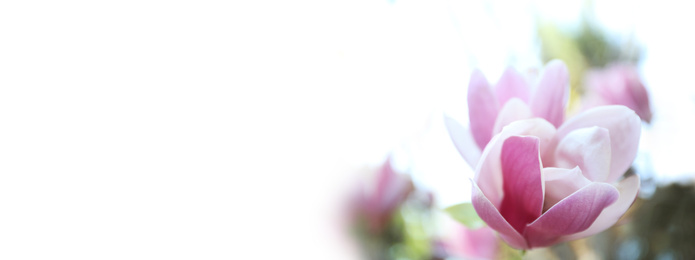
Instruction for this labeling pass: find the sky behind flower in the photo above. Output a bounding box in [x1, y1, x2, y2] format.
[1, 0, 694, 259]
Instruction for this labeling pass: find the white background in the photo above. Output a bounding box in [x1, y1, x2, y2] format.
[1, 0, 694, 259]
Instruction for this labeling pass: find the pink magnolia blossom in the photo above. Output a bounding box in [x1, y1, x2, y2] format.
[583, 63, 653, 122]
[469, 106, 641, 249]
[443, 225, 498, 259]
[353, 158, 414, 233]
[446, 60, 569, 167]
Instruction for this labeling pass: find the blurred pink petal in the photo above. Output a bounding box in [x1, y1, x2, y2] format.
[468, 69, 499, 150]
[530, 60, 569, 128]
[492, 98, 533, 135]
[374, 162, 412, 216]
[584, 63, 653, 122]
[525, 183, 619, 248]
[495, 67, 531, 105]
[357, 158, 414, 233]
[446, 225, 499, 259]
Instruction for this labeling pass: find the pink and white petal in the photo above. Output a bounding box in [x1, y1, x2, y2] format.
[553, 106, 641, 183]
[444, 115, 482, 168]
[474, 133, 505, 207]
[559, 174, 640, 242]
[471, 180, 528, 249]
[499, 118, 558, 162]
[474, 118, 556, 207]
[554, 127, 612, 182]
[492, 98, 533, 136]
[468, 69, 500, 150]
[498, 136, 544, 234]
[529, 60, 569, 128]
[495, 67, 531, 105]
[542, 167, 592, 211]
[524, 182, 618, 248]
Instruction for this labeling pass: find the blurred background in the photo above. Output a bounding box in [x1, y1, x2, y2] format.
[330, 0, 695, 259]
[1, 0, 694, 259]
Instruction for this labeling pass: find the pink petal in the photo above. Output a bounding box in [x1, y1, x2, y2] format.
[447, 225, 499, 259]
[368, 160, 413, 229]
[475, 118, 556, 208]
[554, 127, 612, 182]
[474, 133, 505, 207]
[552, 106, 641, 183]
[495, 67, 531, 105]
[530, 60, 569, 128]
[468, 69, 500, 150]
[471, 180, 528, 249]
[378, 167, 413, 216]
[491, 98, 533, 135]
[560, 174, 640, 242]
[524, 183, 619, 248]
[542, 167, 591, 211]
[444, 115, 482, 168]
[619, 67, 653, 123]
[498, 136, 544, 234]
[586, 65, 653, 123]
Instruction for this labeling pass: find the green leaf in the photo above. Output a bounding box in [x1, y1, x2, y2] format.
[443, 203, 485, 229]
[498, 241, 524, 260]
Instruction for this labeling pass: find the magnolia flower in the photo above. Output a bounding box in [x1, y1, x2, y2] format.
[469, 106, 641, 249]
[444, 225, 498, 259]
[446, 60, 569, 167]
[583, 63, 653, 122]
[352, 158, 414, 234]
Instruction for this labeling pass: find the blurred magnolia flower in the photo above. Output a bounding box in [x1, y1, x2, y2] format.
[443, 225, 498, 260]
[446, 60, 569, 167]
[583, 63, 653, 122]
[352, 158, 414, 234]
[468, 106, 641, 249]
